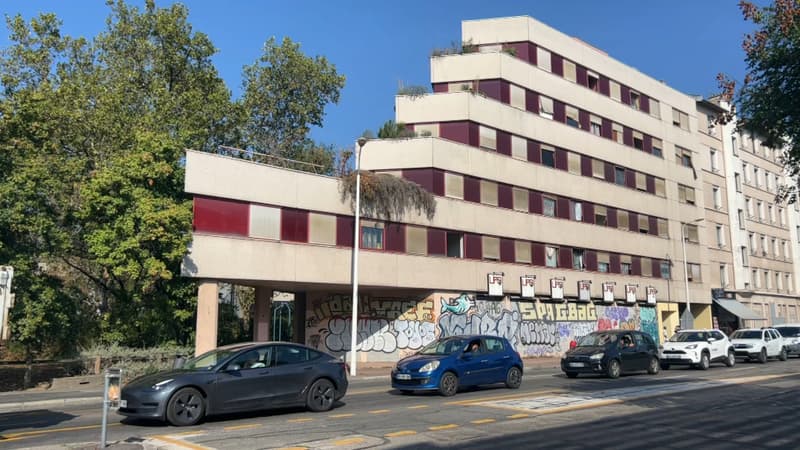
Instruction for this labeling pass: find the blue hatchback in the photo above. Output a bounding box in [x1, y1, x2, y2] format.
[391, 335, 523, 396]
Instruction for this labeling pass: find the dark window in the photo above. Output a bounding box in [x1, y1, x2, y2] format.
[361, 226, 383, 249]
[615, 167, 626, 186]
[275, 345, 310, 366]
[588, 72, 599, 92]
[660, 261, 671, 279]
[483, 337, 505, 353]
[621, 263, 632, 275]
[572, 249, 585, 270]
[541, 148, 555, 168]
[633, 134, 643, 150]
[446, 232, 463, 258]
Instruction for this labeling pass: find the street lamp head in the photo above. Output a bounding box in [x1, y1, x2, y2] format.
[357, 137, 368, 148]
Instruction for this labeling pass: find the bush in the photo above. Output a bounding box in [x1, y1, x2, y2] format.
[81, 344, 194, 382]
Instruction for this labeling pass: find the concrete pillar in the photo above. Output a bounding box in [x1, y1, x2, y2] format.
[691, 304, 713, 329]
[195, 281, 219, 356]
[254, 287, 271, 341]
[293, 292, 307, 344]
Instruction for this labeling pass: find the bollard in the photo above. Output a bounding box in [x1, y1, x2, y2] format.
[100, 368, 123, 448]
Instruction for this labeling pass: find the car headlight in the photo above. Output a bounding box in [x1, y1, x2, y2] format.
[419, 361, 440, 372]
[589, 353, 604, 360]
[152, 379, 174, 390]
[686, 344, 698, 349]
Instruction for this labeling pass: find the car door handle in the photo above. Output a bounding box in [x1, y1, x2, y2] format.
[304, 366, 313, 371]
[503, 356, 510, 359]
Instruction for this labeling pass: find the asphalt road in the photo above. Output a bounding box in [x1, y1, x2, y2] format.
[2, 358, 799, 449]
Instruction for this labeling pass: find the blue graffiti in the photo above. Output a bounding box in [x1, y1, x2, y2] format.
[440, 293, 474, 315]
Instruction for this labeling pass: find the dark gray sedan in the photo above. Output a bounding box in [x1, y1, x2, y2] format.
[118, 342, 348, 426]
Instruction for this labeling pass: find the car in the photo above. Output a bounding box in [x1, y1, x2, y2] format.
[659, 329, 735, 370]
[118, 342, 348, 426]
[773, 324, 800, 358]
[561, 330, 659, 379]
[391, 335, 523, 397]
[730, 328, 788, 363]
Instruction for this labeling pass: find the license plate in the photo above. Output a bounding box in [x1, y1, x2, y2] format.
[665, 354, 679, 358]
[396, 374, 411, 380]
[568, 362, 584, 368]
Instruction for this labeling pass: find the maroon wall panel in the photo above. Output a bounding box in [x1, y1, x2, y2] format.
[440, 121, 470, 145]
[632, 256, 642, 276]
[427, 228, 446, 256]
[607, 207, 618, 228]
[557, 197, 570, 220]
[193, 196, 249, 236]
[432, 169, 445, 196]
[625, 170, 636, 189]
[576, 65, 588, 87]
[581, 155, 592, 177]
[530, 191, 543, 215]
[604, 162, 615, 183]
[402, 168, 434, 192]
[582, 203, 595, 224]
[555, 148, 568, 171]
[336, 216, 354, 247]
[464, 176, 481, 203]
[620, 85, 631, 106]
[559, 247, 572, 269]
[628, 212, 638, 232]
[528, 141, 541, 163]
[432, 83, 448, 93]
[525, 90, 539, 114]
[498, 184, 513, 209]
[500, 80, 510, 104]
[649, 216, 659, 236]
[500, 238, 515, 263]
[551, 53, 564, 77]
[579, 110, 590, 132]
[532, 243, 545, 266]
[281, 209, 308, 242]
[585, 250, 598, 272]
[653, 259, 664, 278]
[601, 118, 613, 139]
[646, 175, 656, 194]
[529, 43, 538, 65]
[464, 233, 482, 260]
[496, 131, 512, 156]
[468, 122, 480, 147]
[623, 127, 633, 147]
[599, 76, 610, 96]
[504, 42, 533, 63]
[553, 100, 566, 123]
[478, 79, 503, 102]
[640, 94, 650, 114]
[610, 253, 621, 274]
[384, 223, 406, 252]
[643, 134, 653, 154]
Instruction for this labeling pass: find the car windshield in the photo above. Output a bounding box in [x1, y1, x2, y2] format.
[731, 330, 762, 339]
[669, 332, 706, 342]
[418, 337, 466, 355]
[182, 347, 244, 370]
[577, 333, 617, 347]
[775, 327, 800, 337]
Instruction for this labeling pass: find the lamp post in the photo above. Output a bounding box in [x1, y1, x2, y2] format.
[350, 137, 368, 377]
[0, 266, 13, 341]
[680, 219, 703, 330]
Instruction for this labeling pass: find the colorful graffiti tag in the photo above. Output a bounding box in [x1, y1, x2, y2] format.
[306, 292, 659, 361]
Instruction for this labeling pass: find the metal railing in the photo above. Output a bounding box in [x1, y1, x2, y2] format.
[212, 145, 328, 175]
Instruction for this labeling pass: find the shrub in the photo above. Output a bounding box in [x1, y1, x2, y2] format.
[81, 344, 194, 381]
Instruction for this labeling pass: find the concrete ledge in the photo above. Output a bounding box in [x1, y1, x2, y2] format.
[0, 396, 102, 413]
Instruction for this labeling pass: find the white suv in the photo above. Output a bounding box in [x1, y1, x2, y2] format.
[773, 324, 800, 358]
[660, 329, 735, 370]
[730, 328, 788, 363]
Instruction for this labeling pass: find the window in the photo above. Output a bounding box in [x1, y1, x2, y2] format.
[480, 180, 498, 206]
[309, 213, 336, 245]
[249, 204, 281, 240]
[780, 207, 786, 226]
[746, 198, 753, 217]
[753, 269, 760, 288]
[738, 209, 745, 229]
[621, 262, 632, 275]
[563, 59, 577, 82]
[573, 248, 585, 270]
[765, 270, 771, 289]
[633, 131, 644, 150]
[446, 232, 463, 258]
[537, 47, 551, 72]
[635, 172, 646, 191]
[570, 200, 583, 221]
[587, 71, 599, 92]
[768, 204, 775, 223]
[765, 171, 772, 191]
[482, 236, 499, 260]
[772, 238, 778, 257]
[716, 225, 725, 247]
[678, 184, 695, 205]
[649, 98, 660, 119]
[618, 211, 629, 230]
[753, 167, 760, 187]
[229, 348, 272, 370]
[783, 240, 788, 260]
[757, 201, 764, 221]
[511, 135, 527, 160]
[760, 235, 767, 256]
[660, 261, 671, 279]
[568, 152, 581, 175]
[641, 257, 652, 277]
[732, 135, 738, 156]
[539, 95, 554, 119]
[515, 241, 531, 263]
[713, 186, 721, 209]
[592, 159, 604, 179]
[541, 146, 555, 168]
[513, 188, 529, 212]
[638, 214, 649, 234]
[735, 173, 742, 192]
[629, 90, 641, 110]
[743, 162, 750, 183]
[657, 218, 669, 238]
[610, 80, 621, 101]
[612, 122, 624, 144]
[595, 205, 607, 226]
[545, 246, 558, 267]
[598, 252, 610, 272]
[710, 149, 719, 172]
[543, 196, 557, 217]
[510, 84, 526, 109]
[655, 178, 666, 197]
[707, 114, 717, 135]
[614, 167, 626, 186]
[741, 246, 749, 267]
[361, 223, 384, 249]
[651, 137, 663, 157]
[406, 226, 428, 255]
[566, 105, 579, 127]
[720, 264, 728, 287]
[445, 173, 464, 199]
[684, 223, 699, 243]
[590, 115, 602, 136]
[676, 147, 692, 168]
[687, 263, 701, 282]
[479, 125, 497, 150]
[672, 108, 689, 131]
[749, 233, 756, 254]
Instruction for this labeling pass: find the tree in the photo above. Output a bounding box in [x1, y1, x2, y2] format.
[377, 120, 416, 139]
[719, 0, 800, 202]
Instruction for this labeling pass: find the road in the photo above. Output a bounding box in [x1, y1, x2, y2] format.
[1, 359, 799, 449]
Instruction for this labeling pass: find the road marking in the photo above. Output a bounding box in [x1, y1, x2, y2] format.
[385, 430, 417, 437]
[348, 388, 390, 395]
[333, 437, 366, 446]
[275, 447, 308, 450]
[470, 419, 496, 424]
[1, 423, 120, 439]
[166, 430, 208, 437]
[329, 413, 355, 418]
[507, 413, 530, 419]
[152, 435, 212, 450]
[223, 423, 261, 431]
[429, 424, 459, 431]
[288, 418, 314, 423]
[446, 388, 564, 405]
[407, 405, 429, 409]
[369, 409, 391, 414]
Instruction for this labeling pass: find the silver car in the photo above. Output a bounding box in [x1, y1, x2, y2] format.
[774, 324, 800, 357]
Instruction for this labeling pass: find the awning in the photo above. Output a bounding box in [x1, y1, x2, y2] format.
[713, 298, 764, 320]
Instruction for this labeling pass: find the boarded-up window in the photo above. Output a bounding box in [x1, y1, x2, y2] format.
[511, 135, 527, 160]
[618, 211, 630, 230]
[635, 172, 646, 191]
[657, 218, 668, 238]
[649, 98, 661, 118]
[610, 80, 621, 101]
[539, 95, 554, 119]
[515, 241, 531, 263]
[563, 60, 577, 82]
[479, 125, 497, 150]
[406, 226, 428, 255]
[655, 178, 666, 197]
[445, 173, 464, 199]
[480, 180, 498, 206]
[250, 204, 281, 240]
[512, 188, 529, 212]
[592, 159, 604, 178]
[567, 152, 581, 175]
[482, 236, 500, 260]
[537, 47, 552, 72]
[415, 123, 439, 137]
[510, 84, 525, 109]
[309, 213, 336, 245]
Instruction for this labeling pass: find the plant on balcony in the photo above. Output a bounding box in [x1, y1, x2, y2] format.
[377, 120, 417, 139]
[431, 39, 477, 57]
[397, 84, 429, 99]
[340, 171, 436, 221]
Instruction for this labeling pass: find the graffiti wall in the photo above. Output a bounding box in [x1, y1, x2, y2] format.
[305, 292, 659, 361]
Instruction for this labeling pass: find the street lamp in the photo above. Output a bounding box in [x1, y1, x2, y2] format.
[680, 218, 703, 330]
[0, 266, 13, 341]
[350, 137, 368, 377]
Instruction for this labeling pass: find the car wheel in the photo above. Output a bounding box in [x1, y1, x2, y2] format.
[758, 348, 768, 364]
[660, 363, 670, 370]
[166, 387, 205, 427]
[306, 378, 336, 412]
[724, 350, 735, 367]
[606, 359, 621, 379]
[505, 366, 522, 389]
[647, 357, 660, 375]
[565, 372, 578, 379]
[779, 347, 788, 361]
[438, 372, 459, 397]
[696, 352, 710, 370]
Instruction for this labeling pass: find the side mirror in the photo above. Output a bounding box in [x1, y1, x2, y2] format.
[227, 363, 242, 372]
[707, 338, 715, 344]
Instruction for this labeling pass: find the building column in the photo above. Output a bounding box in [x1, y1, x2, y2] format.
[254, 287, 271, 341]
[293, 292, 307, 345]
[195, 281, 219, 356]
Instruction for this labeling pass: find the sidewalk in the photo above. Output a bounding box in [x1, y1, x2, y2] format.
[0, 356, 559, 413]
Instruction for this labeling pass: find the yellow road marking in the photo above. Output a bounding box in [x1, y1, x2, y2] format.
[407, 405, 428, 409]
[385, 430, 418, 437]
[1, 423, 120, 439]
[470, 419, 496, 424]
[333, 437, 366, 446]
[429, 424, 459, 431]
[223, 423, 261, 431]
[369, 409, 391, 414]
[152, 435, 212, 450]
[275, 447, 308, 450]
[507, 413, 530, 419]
[166, 430, 208, 437]
[288, 418, 313, 423]
[0, 436, 29, 442]
[329, 413, 355, 418]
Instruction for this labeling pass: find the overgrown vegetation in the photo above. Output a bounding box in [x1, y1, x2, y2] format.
[397, 84, 429, 98]
[377, 120, 417, 139]
[81, 344, 193, 380]
[431, 39, 477, 57]
[340, 171, 436, 221]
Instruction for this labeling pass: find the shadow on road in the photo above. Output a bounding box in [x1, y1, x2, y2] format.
[0, 409, 77, 434]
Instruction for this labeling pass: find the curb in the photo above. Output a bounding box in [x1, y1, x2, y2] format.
[0, 396, 103, 413]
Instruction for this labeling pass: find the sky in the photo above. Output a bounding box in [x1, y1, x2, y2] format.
[0, 1, 758, 151]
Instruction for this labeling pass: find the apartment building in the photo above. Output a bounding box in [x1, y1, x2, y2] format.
[182, 16, 795, 360]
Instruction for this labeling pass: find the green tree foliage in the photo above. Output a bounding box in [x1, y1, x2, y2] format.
[377, 120, 416, 139]
[719, 0, 800, 202]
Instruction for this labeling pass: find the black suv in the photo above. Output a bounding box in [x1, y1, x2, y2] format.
[561, 330, 660, 379]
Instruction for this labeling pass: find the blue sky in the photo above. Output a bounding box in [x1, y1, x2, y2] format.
[1, 1, 756, 150]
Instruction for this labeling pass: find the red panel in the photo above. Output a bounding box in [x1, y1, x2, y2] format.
[478, 79, 503, 102]
[585, 250, 598, 272]
[653, 259, 663, 278]
[553, 100, 566, 123]
[599, 76, 610, 96]
[628, 212, 638, 232]
[530, 191, 543, 214]
[440, 121, 470, 145]
[646, 175, 656, 194]
[432, 169, 445, 196]
[193, 196, 249, 236]
[281, 209, 308, 242]
[558, 247, 572, 269]
[648, 216, 658, 236]
[528, 141, 541, 164]
[621, 85, 631, 106]
[623, 127, 633, 147]
[557, 197, 570, 220]
[500, 80, 510, 104]
[525, 90, 538, 113]
[643, 134, 653, 154]
[464, 233, 482, 260]
[503, 42, 532, 62]
[496, 131, 512, 156]
[579, 110, 590, 132]
[604, 162, 615, 183]
[625, 170, 636, 189]
[500, 238, 515, 263]
[498, 184, 513, 209]
[581, 155, 592, 177]
[384, 223, 405, 253]
[607, 207, 618, 228]
[551, 52, 563, 77]
[336, 216, 354, 247]
[555, 148, 568, 171]
[464, 176, 481, 202]
[582, 203, 595, 224]
[632, 256, 642, 276]
[432, 83, 448, 93]
[532, 243, 545, 266]
[529, 43, 538, 65]
[640, 94, 651, 114]
[468, 122, 480, 147]
[609, 253, 621, 274]
[427, 228, 446, 256]
[403, 168, 434, 192]
[576, 65, 588, 87]
[601, 118, 613, 140]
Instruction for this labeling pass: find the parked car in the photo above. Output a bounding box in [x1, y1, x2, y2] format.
[730, 328, 788, 363]
[659, 329, 735, 370]
[774, 324, 800, 358]
[391, 335, 523, 397]
[561, 330, 659, 379]
[119, 342, 348, 426]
